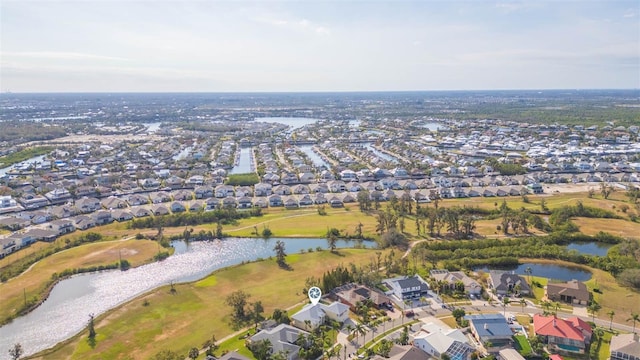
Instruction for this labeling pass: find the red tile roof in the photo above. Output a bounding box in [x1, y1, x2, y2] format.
[533, 314, 591, 342]
[549, 355, 563, 360]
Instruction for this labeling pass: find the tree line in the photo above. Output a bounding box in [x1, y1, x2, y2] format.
[128, 207, 262, 229]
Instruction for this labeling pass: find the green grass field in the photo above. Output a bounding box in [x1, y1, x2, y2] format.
[31, 248, 389, 360]
[513, 334, 532, 356]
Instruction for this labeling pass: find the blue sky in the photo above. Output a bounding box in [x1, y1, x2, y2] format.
[1, 0, 638, 92]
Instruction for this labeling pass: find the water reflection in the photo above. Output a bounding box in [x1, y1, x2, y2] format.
[0, 238, 367, 358]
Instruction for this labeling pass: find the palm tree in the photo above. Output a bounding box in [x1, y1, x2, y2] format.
[627, 313, 640, 334]
[502, 297, 511, 316]
[541, 300, 552, 314]
[607, 310, 615, 330]
[354, 323, 366, 346]
[525, 267, 532, 284]
[519, 298, 526, 313]
[552, 302, 560, 316]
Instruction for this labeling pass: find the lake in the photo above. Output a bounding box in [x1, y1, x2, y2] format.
[475, 262, 592, 282]
[566, 242, 612, 257]
[0, 237, 368, 359]
[255, 117, 321, 129]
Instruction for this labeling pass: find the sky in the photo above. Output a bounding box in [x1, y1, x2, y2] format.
[1, 0, 639, 92]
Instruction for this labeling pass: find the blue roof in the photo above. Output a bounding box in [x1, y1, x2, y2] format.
[465, 314, 513, 338]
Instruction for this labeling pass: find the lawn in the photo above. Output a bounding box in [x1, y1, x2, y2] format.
[572, 217, 640, 239]
[0, 239, 159, 325]
[513, 334, 532, 356]
[31, 248, 389, 360]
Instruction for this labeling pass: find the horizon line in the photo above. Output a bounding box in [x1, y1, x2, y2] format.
[2, 88, 639, 95]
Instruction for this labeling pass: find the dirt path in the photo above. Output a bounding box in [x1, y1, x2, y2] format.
[402, 239, 428, 259]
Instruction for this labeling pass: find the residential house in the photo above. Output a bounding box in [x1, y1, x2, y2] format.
[610, 333, 640, 360]
[498, 349, 525, 360]
[413, 322, 474, 360]
[273, 185, 292, 196]
[386, 275, 430, 301]
[254, 183, 273, 197]
[546, 280, 590, 305]
[249, 324, 308, 360]
[20, 195, 49, 210]
[112, 209, 134, 222]
[150, 191, 171, 204]
[268, 195, 283, 207]
[333, 284, 392, 311]
[102, 196, 127, 209]
[205, 198, 220, 210]
[533, 314, 593, 355]
[189, 201, 205, 212]
[170, 202, 186, 213]
[221, 196, 237, 208]
[45, 188, 72, 204]
[92, 210, 113, 225]
[133, 207, 151, 218]
[0, 237, 18, 258]
[48, 219, 76, 236]
[430, 270, 483, 295]
[291, 302, 350, 331]
[126, 194, 149, 207]
[74, 215, 96, 230]
[152, 204, 170, 216]
[488, 271, 531, 296]
[465, 314, 514, 350]
[215, 185, 235, 198]
[75, 197, 101, 213]
[194, 186, 214, 199]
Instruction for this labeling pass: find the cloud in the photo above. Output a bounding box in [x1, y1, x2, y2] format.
[253, 14, 330, 36]
[1, 51, 129, 62]
[623, 9, 636, 18]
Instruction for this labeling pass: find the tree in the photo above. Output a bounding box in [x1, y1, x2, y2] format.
[327, 230, 338, 252]
[376, 339, 393, 358]
[354, 323, 366, 345]
[225, 290, 251, 325]
[601, 182, 614, 199]
[501, 297, 511, 316]
[216, 221, 224, 238]
[249, 339, 272, 360]
[88, 314, 97, 340]
[452, 308, 466, 322]
[608, 310, 615, 330]
[519, 298, 526, 313]
[397, 326, 410, 345]
[8, 343, 23, 360]
[203, 334, 219, 356]
[274, 240, 287, 268]
[251, 301, 265, 329]
[588, 302, 602, 322]
[188, 347, 200, 360]
[628, 313, 640, 333]
[525, 267, 532, 283]
[151, 350, 182, 360]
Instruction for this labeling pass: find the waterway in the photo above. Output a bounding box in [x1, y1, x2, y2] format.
[566, 242, 612, 257]
[0, 237, 367, 358]
[0, 154, 47, 177]
[255, 117, 321, 130]
[363, 143, 398, 163]
[230, 147, 253, 174]
[145, 122, 162, 133]
[419, 122, 447, 131]
[475, 262, 592, 282]
[299, 145, 331, 169]
[172, 146, 193, 161]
